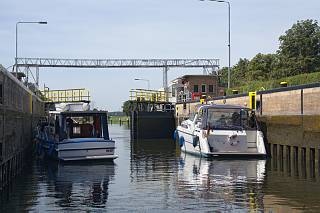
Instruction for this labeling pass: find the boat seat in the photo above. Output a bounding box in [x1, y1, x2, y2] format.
[80, 124, 93, 138]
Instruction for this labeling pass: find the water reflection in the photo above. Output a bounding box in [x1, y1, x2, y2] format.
[129, 139, 268, 212]
[41, 160, 115, 209]
[264, 157, 320, 212]
[2, 125, 320, 212]
[177, 153, 266, 211]
[130, 139, 179, 182]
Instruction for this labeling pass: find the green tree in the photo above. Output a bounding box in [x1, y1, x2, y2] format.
[218, 66, 228, 87]
[246, 53, 278, 81]
[231, 58, 250, 86]
[219, 58, 250, 88]
[278, 19, 320, 74]
[122, 100, 132, 116]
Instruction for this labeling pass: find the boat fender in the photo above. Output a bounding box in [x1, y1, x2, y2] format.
[173, 130, 178, 141]
[179, 136, 185, 147]
[192, 136, 199, 147]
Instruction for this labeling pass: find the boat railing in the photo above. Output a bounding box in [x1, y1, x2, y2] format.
[129, 89, 170, 102]
[41, 88, 90, 103]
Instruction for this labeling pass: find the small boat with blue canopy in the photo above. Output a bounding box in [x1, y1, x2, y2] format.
[36, 108, 117, 161]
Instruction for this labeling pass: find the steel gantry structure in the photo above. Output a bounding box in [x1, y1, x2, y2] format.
[16, 57, 220, 90]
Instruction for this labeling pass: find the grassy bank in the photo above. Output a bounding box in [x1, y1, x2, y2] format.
[226, 71, 320, 95]
[108, 115, 129, 124]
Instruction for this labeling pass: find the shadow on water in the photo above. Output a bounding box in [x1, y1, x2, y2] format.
[0, 161, 36, 212]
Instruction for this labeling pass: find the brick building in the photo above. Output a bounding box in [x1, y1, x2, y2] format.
[169, 75, 224, 103]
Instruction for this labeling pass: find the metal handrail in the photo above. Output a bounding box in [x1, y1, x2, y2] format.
[130, 89, 171, 102]
[42, 88, 90, 103]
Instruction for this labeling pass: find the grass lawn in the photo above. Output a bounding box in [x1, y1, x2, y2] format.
[108, 116, 129, 124]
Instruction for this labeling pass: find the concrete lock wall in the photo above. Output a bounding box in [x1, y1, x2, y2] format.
[303, 87, 320, 115]
[264, 115, 320, 180]
[0, 65, 44, 190]
[262, 90, 301, 115]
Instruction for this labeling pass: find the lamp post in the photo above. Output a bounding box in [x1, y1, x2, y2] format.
[200, 0, 231, 88]
[134, 78, 150, 90]
[15, 21, 47, 75]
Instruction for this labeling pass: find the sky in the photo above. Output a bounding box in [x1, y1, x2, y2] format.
[0, 0, 319, 111]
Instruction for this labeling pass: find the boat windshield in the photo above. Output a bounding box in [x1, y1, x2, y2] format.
[188, 113, 197, 122]
[63, 114, 104, 139]
[206, 108, 256, 130]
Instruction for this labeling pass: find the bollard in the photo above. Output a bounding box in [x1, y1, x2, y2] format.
[280, 81, 288, 87]
[232, 89, 239, 94]
[249, 92, 256, 110]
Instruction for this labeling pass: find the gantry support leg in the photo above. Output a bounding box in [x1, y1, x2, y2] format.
[163, 66, 169, 101]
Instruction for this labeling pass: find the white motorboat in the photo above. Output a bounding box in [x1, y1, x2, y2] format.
[36, 103, 117, 161]
[174, 104, 267, 158]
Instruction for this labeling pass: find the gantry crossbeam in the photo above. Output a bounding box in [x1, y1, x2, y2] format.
[16, 57, 219, 93]
[16, 58, 219, 68]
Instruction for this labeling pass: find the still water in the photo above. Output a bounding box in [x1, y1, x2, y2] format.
[1, 125, 320, 212]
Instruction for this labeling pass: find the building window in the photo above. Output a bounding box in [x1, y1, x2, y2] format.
[194, 85, 199, 93]
[171, 87, 175, 97]
[201, 84, 206, 93]
[209, 85, 214, 93]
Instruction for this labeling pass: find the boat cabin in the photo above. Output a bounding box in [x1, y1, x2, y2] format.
[189, 105, 257, 131]
[56, 111, 110, 141]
